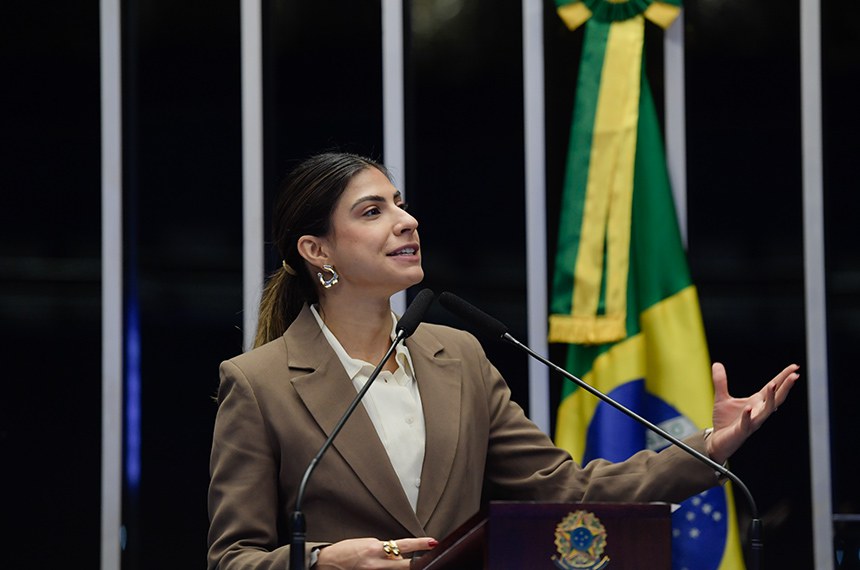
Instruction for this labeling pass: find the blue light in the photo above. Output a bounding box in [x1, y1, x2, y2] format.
[125, 298, 141, 490]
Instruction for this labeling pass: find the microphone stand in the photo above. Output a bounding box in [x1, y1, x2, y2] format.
[502, 332, 763, 570]
[289, 288, 435, 569]
[289, 330, 404, 570]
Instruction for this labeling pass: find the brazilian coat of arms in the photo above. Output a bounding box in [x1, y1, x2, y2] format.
[551, 510, 610, 570]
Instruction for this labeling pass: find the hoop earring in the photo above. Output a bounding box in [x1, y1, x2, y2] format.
[317, 264, 339, 289]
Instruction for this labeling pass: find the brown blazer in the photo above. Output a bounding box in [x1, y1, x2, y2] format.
[207, 305, 718, 569]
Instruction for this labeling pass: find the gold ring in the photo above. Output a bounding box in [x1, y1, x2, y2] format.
[382, 539, 401, 559]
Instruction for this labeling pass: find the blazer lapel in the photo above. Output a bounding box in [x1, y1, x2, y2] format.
[285, 306, 425, 537]
[407, 325, 462, 527]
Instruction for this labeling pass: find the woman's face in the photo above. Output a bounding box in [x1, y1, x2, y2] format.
[320, 166, 423, 297]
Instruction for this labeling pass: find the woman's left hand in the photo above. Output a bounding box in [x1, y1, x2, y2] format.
[705, 362, 799, 465]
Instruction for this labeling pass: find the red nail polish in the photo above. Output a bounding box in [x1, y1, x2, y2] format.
[428, 539, 439, 547]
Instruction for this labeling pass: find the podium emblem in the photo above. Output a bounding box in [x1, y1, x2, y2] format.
[551, 510, 610, 569]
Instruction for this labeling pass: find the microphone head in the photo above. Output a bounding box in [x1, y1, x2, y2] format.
[438, 292, 508, 339]
[396, 288, 435, 337]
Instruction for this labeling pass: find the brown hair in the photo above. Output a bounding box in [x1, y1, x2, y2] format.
[253, 152, 390, 347]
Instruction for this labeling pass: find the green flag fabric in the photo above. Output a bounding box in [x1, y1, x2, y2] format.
[550, 2, 746, 568]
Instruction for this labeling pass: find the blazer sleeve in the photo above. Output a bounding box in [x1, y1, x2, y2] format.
[462, 333, 720, 505]
[207, 360, 327, 570]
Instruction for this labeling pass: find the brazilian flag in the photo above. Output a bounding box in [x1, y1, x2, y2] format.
[550, 1, 745, 568]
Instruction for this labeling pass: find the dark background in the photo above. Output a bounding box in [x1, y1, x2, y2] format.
[1, 0, 857, 568]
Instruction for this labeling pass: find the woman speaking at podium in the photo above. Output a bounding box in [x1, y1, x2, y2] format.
[207, 152, 797, 569]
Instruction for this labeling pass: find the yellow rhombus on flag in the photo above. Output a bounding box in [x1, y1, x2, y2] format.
[550, 1, 746, 568]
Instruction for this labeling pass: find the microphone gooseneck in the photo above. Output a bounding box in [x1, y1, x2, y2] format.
[437, 291, 763, 570]
[289, 289, 435, 569]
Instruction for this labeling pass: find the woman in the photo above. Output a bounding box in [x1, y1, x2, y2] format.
[207, 152, 798, 569]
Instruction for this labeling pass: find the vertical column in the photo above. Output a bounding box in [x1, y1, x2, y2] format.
[522, 0, 549, 434]
[383, 0, 406, 315]
[801, 0, 833, 567]
[664, 11, 687, 246]
[242, 0, 264, 351]
[100, 0, 123, 568]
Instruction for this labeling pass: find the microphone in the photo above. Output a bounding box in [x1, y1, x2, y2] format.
[290, 288, 435, 569]
[437, 291, 764, 570]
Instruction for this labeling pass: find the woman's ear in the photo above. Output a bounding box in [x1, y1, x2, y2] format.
[296, 235, 330, 268]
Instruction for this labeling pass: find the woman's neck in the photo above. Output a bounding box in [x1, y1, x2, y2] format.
[317, 294, 395, 364]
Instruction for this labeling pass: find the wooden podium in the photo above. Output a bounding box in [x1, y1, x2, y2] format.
[411, 502, 672, 569]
